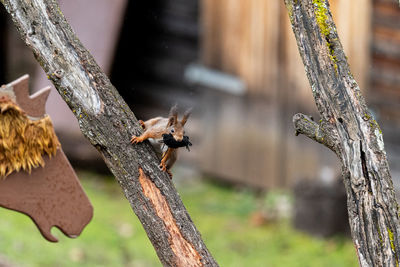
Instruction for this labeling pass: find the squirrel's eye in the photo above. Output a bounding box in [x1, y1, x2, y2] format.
[171, 129, 175, 133]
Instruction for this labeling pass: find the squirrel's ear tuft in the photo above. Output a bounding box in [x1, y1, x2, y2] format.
[167, 105, 178, 126]
[181, 108, 192, 125]
[169, 104, 178, 118]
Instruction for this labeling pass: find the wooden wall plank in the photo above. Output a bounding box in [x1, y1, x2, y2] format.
[202, 0, 371, 101]
[201, 0, 280, 99]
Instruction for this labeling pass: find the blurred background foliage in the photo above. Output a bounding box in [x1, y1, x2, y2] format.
[0, 170, 357, 267]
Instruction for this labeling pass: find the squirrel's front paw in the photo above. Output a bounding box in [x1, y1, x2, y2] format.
[130, 136, 140, 144]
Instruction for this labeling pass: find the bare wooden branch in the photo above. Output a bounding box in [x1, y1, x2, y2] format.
[285, 0, 400, 266]
[0, 0, 218, 265]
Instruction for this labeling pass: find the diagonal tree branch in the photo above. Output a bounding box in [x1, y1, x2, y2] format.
[0, 0, 218, 266]
[284, 1, 400, 266]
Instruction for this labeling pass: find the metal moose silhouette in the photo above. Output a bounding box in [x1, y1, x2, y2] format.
[0, 75, 93, 242]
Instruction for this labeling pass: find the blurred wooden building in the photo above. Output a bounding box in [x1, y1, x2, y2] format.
[1, 0, 399, 188]
[112, 0, 399, 188]
[197, 0, 370, 188]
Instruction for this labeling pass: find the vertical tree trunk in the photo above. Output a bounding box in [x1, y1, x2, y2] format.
[284, 1, 400, 266]
[0, 0, 218, 266]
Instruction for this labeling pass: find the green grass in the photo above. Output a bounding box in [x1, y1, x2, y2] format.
[0, 171, 358, 266]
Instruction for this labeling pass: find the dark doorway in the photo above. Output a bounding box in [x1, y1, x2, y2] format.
[110, 0, 199, 118]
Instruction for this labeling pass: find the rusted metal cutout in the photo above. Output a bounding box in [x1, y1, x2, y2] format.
[0, 75, 93, 242]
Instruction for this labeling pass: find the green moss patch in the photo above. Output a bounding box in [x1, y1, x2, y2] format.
[312, 0, 338, 72]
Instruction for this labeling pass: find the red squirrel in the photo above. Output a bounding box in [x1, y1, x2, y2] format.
[130, 106, 191, 177]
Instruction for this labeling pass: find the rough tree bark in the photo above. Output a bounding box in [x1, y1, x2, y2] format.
[0, 0, 218, 266]
[285, 1, 400, 266]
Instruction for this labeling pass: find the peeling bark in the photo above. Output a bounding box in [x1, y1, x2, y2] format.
[285, 1, 400, 266]
[139, 168, 203, 267]
[0, 0, 218, 266]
